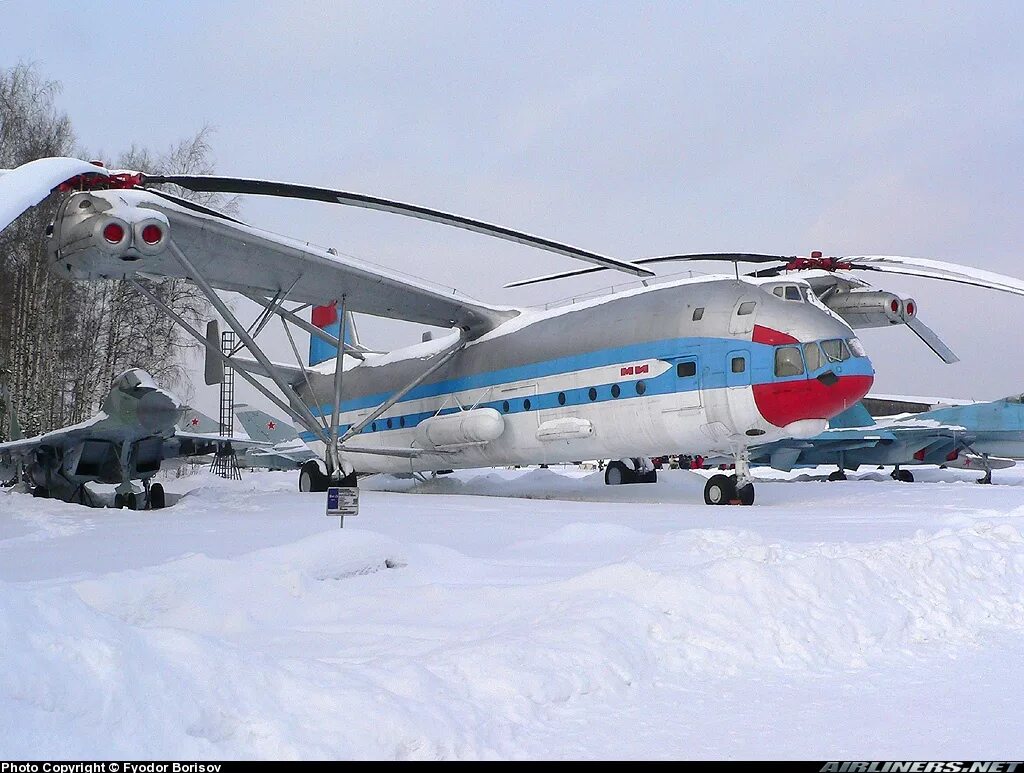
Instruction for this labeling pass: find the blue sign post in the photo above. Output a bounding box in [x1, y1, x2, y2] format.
[326, 486, 359, 527]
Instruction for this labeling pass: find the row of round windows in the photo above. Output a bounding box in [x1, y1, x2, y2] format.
[369, 381, 651, 431]
[500, 381, 647, 414]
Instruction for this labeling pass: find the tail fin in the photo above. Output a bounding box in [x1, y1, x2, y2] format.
[309, 303, 361, 366]
[180, 406, 220, 433]
[236, 408, 299, 444]
[828, 401, 875, 429]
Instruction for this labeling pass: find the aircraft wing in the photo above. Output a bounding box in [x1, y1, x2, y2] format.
[0, 414, 107, 460]
[49, 187, 520, 336]
[0, 436, 44, 459]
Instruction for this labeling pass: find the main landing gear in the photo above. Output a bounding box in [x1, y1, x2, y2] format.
[603, 458, 658, 486]
[703, 474, 755, 505]
[890, 466, 914, 483]
[112, 482, 166, 510]
[298, 460, 358, 492]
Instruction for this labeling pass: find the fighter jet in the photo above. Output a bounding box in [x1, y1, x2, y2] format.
[748, 395, 1024, 483]
[0, 369, 264, 508]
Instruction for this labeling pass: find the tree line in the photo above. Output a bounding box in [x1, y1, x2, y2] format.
[0, 63, 232, 439]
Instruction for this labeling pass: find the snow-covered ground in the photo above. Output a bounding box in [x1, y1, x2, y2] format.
[2, 464, 1023, 759]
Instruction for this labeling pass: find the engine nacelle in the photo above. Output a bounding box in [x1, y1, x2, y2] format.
[47, 193, 169, 280]
[822, 290, 910, 329]
[416, 408, 505, 449]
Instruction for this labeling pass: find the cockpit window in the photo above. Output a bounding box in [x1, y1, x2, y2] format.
[774, 346, 805, 377]
[772, 285, 804, 302]
[821, 339, 851, 362]
[804, 342, 823, 371]
[737, 301, 756, 316]
[847, 338, 866, 358]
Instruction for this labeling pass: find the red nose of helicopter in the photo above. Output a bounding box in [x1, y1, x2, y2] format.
[749, 325, 875, 431]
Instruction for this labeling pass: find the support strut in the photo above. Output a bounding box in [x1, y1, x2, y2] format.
[128, 279, 328, 443]
[327, 297, 347, 478]
[339, 333, 466, 444]
[167, 240, 327, 442]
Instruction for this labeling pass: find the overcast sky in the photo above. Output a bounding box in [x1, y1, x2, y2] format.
[4, 1, 1024, 417]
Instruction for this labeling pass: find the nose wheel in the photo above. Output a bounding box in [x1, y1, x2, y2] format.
[703, 474, 755, 505]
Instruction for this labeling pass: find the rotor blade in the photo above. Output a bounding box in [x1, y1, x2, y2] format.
[143, 174, 654, 279]
[0, 157, 110, 232]
[846, 255, 1024, 299]
[902, 312, 960, 364]
[504, 253, 786, 288]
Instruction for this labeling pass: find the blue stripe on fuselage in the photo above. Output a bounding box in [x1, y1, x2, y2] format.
[298, 335, 872, 441]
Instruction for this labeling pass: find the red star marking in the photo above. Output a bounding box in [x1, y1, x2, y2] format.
[190, 417, 199, 426]
[267, 421, 276, 430]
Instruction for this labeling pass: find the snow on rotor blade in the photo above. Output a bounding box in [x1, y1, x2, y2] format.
[0, 157, 110, 233]
[504, 253, 785, 288]
[902, 313, 960, 364]
[144, 174, 655, 279]
[848, 255, 1024, 298]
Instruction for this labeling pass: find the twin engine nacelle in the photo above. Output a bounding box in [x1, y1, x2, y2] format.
[823, 290, 917, 329]
[48, 193, 169, 279]
[90, 206, 169, 259]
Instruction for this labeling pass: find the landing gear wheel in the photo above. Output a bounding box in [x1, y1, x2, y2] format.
[114, 493, 125, 508]
[32, 486, 49, 499]
[891, 469, 914, 483]
[733, 477, 755, 505]
[605, 461, 632, 486]
[827, 470, 848, 482]
[704, 474, 735, 505]
[125, 492, 139, 511]
[639, 469, 658, 484]
[336, 471, 358, 488]
[149, 483, 166, 509]
[299, 460, 330, 492]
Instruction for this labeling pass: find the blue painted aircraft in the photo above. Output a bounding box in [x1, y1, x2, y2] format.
[748, 396, 1024, 483]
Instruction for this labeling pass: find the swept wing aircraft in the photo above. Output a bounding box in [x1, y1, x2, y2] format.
[0, 369, 265, 508]
[749, 396, 1024, 484]
[3, 156, 1021, 505]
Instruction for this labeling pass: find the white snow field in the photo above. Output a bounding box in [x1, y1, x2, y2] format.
[2, 465, 1024, 759]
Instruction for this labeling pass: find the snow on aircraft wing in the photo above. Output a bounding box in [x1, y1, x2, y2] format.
[0, 413, 108, 459]
[0, 157, 113, 232]
[54, 187, 520, 335]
